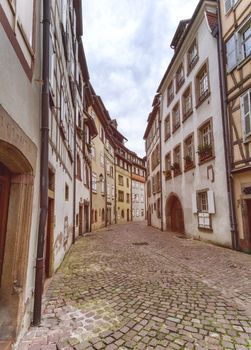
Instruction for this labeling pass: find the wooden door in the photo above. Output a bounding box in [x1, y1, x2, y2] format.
[84, 205, 89, 233]
[0, 163, 11, 285]
[170, 197, 184, 234]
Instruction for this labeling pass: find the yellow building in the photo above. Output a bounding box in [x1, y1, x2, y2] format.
[219, 0, 251, 251]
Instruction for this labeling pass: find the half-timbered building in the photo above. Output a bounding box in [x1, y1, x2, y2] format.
[219, 0, 251, 251]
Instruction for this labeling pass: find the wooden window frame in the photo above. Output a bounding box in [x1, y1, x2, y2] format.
[167, 81, 174, 106]
[164, 152, 172, 180]
[176, 63, 185, 93]
[195, 59, 210, 108]
[197, 117, 215, 165]
[183, 133, 195, 171]
[172, 144, 182, 176]
[187, 38, 199, 75]
[182, 83, 193, 122]
[172, 102, 181, 133]
[164, 114, 171, 141]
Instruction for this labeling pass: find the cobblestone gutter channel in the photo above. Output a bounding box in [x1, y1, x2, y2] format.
[18, 222, 251, 350]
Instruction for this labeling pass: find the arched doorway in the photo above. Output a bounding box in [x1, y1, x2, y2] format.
[147, 205, 151, 226]
[166, 194, 185, 234]
[127, 209, 130, 221]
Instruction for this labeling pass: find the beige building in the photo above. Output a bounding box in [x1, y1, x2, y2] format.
[131, 155, 146, 221]
[219, 0, 251, 251]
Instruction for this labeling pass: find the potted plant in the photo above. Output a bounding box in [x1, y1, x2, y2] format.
[197, 143, 212, 160]
[184, 155, 193, 168]
[163, 170, 171, 180]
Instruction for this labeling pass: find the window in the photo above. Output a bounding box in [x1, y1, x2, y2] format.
[156, 171, 161, 192]
[141, 209, 144, 217]
[164, 115, 171, 141]
[17, 0, 35, 46]
[107, 184, 110, 200]
[194, 190, 215, 230]
[76, 154, 81, 180]
[172, 103, 180, 132]
[184, 134, 194, 169]
[127, 193, 130, 203]
[224, 0, 238, 14]
[65, 183, 69, 201]
[121, 210, 125, 219]
[241, 89, 251, 140]
[99, 125, 105, 142]
[102, 208, 105, 221]
[196, 62, 209, 105]
[118, 190, 124, 202]
[198, 192, 208, 212]
[141, 194, 144, 203]
[176, 63, 185, 92]
[91, 145, 96, 159]
[172, 145, 181, 175]
[101, 179, 105, 194]
[110, 166, 114, 178]
[147, 180, 151, 197]
[132, 209, 135, 217]
[136, 209, 140, 217]
[167, 81, 174, 106]
[157, 198, 161, 218]
[198, 120, 214, 162]
[226, 20, 251, 71]
[92, 172, 97, 192]
[118, 175, 124, 186]
[127, 178, 129, 187]
[182, 85, 193, 121]
[187, 39, 198, 72]
[164, 153, 172, 180]
[100, 152, 104, 166]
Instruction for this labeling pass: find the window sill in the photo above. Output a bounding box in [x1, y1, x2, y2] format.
[187, 56, 199, 76]
[198, 226, 213, 233]
[182, 110, 193, 123]
[196, 91, 210, 109]
[176, 78, 185, 93]
[164, 134, 171, 142]
[198, 154, 215, 166]
[172, 123, 181, 134]
[184, 163, 195, 172]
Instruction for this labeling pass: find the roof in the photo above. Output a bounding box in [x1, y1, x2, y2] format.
[156, 0, 217, 93]
[170, 19, 190, 50]
[205, 10, 217, 33]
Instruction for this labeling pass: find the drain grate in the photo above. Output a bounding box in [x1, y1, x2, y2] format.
[132, 242, 149, 246]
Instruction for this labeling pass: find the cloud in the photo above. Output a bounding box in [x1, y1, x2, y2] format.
[83, 0, 199, 157]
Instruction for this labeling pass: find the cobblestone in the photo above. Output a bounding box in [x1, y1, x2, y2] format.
[18, 222, 251, 349]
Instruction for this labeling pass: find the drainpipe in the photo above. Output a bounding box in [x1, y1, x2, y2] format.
[33, 0, 51, 326]
[216, 2, 238, 250]
[104, 152, 108, 227]
[72, 38, 77, 244]
[158, 97, 164, 231]
[114, 161, 117, 223]
[90, 157, 93, 232]
[130, 163, 133, 221]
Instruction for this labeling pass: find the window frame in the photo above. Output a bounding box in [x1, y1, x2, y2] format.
[197, 118, 214, 164]
[182, 84, 193, 122]
[195, 60, 210, 108]
[172, 102, 181, 133]
[187, 38, 199, 74]
[240, 88, 251, 141]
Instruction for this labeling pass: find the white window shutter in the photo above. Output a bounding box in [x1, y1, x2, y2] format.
[208, 190, 215, 214]
[241, 90, 251, 141]
[226, 34, 237, 71]
[192, 193, 198, 213]
[224, 0, 233, 14]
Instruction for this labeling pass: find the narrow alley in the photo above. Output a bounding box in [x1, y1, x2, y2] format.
[19, 222, 251, 350]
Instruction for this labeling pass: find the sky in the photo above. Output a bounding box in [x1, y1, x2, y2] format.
[83, 0, 199, 157]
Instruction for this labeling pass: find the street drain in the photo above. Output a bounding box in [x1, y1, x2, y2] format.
[132, 242, 149, 246]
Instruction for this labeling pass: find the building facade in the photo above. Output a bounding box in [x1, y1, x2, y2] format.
[219, 0, 251, 251]
[131, 155, 146, 221]
[144, 0, 233, 247]
[0, 0, 41, 342]
[144, 97, 162, 230]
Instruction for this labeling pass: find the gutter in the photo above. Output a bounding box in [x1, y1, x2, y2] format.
[72, 37, 77, 244]
[33, 0, 51, 326]
[216, 1, 239, 250]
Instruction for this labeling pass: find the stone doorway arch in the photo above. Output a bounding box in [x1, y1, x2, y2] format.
[0, 107, 37, 340]
[165, 193, 185, 234]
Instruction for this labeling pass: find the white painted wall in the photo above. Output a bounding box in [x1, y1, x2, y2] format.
[160, 6, 231, 247]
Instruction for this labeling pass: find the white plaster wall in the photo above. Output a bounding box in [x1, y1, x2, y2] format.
[0, 3, 42, 339]
[160, 12, 231, 246]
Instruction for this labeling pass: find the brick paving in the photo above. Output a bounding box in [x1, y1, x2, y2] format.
[18, 222, 251, 349]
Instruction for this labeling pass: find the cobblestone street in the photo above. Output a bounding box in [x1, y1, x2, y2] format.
[19, 222, 251, 350]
